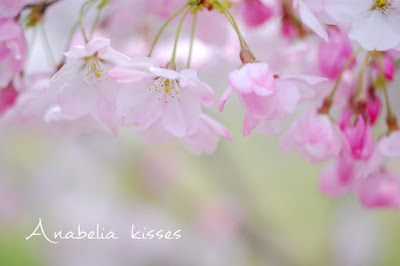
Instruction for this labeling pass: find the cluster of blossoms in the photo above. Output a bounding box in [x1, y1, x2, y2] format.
[1, 0, 400, 209]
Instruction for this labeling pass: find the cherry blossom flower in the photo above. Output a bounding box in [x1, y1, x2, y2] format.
[365, 89, 381, 125]
[238, 0, 273, 27]
[325, 0, 400, 51]
[0, 18, 27, 88]
[219, 62, 327, 136]
[374, 53, 395, 81]
[280, 109, 343, 163]
[358, 171, 400, 209]
[46, 38, 129, 136]
[108, 57, 217, 139]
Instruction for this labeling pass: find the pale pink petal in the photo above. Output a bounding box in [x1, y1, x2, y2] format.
[297, 0, 328, 41]
[243, 112, 260, 136]
[359, 171, 400, 209]
[349, 12, 400, 51]
[179, 69, 216, 109]
[379, 131, 400, 157]
[162, 94, 202, 138]
[275, 80, 300, 114]
[228, 63, 276, 96]
[107, 57, 159, 83]
[219, 86, 233, 112]
[324, 0, 371, 23]
[182, 114, 232, 154]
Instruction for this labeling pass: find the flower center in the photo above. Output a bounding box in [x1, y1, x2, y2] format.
[372, 0, 395, 14]
[148, 77, 182, 103]
[84, 56, 103, 78]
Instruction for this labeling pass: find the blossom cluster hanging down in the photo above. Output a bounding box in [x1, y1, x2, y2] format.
[1, 0, 400, 209]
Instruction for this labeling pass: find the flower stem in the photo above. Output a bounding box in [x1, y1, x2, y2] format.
[170, 6, 192, 66]
[378, 52, 398, 132]
[89, 3, 105, 40]
[214, 1, 248, 50]
[319, 47, 361, 114]
[79, 0, 97, 43]
[187, 7, 198, 69]
[356, 52, 371, 99]
[148, 3, 189, 57]
[329, 47, 361, 101]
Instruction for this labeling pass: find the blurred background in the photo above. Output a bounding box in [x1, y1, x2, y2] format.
[1, 0, 400, 265]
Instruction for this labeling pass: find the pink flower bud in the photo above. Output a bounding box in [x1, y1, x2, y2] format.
[375, 54, 395, 81]
[240, 0, 273, 27]
[0, 83, 18, 116]
[318, 28, 355, 79]
[342, 114, 374, 160]
[365, 91, 381, 125]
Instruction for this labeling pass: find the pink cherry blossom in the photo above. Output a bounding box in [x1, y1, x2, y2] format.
[46, 38, 129, 136]
[239, 0, 273, 27]
[0, 18, 27, 88]
[365, 90, 381, 125]
[219, 63, 327, 136]
[325, 0, 400, 51]
[374, 53, 395, 81]
[341, 113, 374, 160]
[280, 109, 343, 163]
[0, 82, 18, 117]
[358, 171, 400, 209]
[108, 57, 217, 138]
[318, 27, 355, 79]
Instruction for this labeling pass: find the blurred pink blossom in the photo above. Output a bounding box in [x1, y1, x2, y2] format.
[239, 0, 273, 27]
[0, 18, 27, 88]
[358, 171, 400, 209]
[280, 109, 343, 163]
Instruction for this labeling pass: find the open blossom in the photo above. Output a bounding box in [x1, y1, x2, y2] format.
[325, 0, 400, 51]
[318, 27, 355, 79]
[219, 62, 327, 136]
[358, 171, 400, 209]
[108, 57, 217, 138]
[0, 18, 27, 88]
[239, 0, 273, 27]
[108, 56, 231, 152]
[46, 38, 129, 136]
[280, 109, 343, 163]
